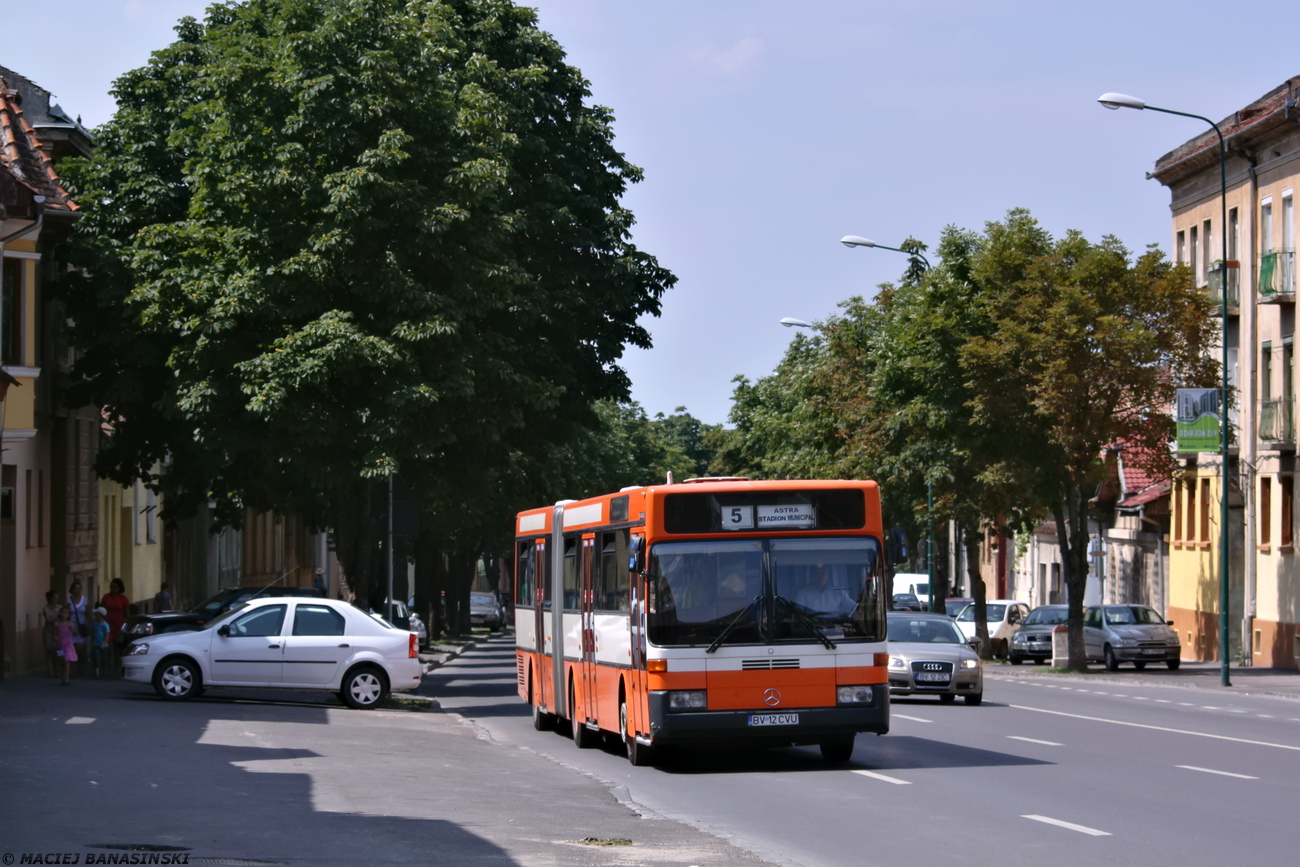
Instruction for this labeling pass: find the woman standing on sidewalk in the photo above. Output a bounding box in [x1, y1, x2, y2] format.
[53, 606, 77, 685]
[67, 581, 89, 677]
[100, 579, 130, 678]
[41, 590, 61, 677]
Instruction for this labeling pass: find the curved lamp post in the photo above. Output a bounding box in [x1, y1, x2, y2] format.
[1098, 92, 1231, 687]
[840, 237, 940, 613]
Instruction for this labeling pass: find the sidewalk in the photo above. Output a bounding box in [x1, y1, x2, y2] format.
[988, 659, 1300, 700]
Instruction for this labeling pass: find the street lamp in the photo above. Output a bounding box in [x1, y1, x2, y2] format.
[1098, 91, 1231, 687]
[842, 237, 939, 613]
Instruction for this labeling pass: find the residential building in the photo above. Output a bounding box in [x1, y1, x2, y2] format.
[0, 67, 88, 674]
[1151, 75, 1300, 667]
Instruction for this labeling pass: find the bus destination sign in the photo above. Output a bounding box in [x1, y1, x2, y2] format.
[756, 504, 815, 529]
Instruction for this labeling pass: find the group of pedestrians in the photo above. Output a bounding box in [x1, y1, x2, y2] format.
[40, 579, 130, 684]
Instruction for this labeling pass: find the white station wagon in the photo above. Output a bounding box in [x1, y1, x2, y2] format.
[123, 597, 424, 708]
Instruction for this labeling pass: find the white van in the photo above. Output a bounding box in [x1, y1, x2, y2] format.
[892, 572, 931, 607]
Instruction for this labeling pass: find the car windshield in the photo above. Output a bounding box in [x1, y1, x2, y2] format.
[647, 536, 883, 647]
[470, 593, 495, 606]
[193, 588, 249, 615]
[199, 602, 251, 631]
[1024, 607, 1069, 626]
[944, 599, 970, 617]
[1105, 606, 1165, 625]
[888, 616, 966, 644]
[955, 604, 1007, 623]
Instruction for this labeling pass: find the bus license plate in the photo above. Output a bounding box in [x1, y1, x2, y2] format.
[749, 713, 799, 727]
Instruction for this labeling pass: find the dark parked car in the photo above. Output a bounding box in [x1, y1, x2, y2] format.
[1009, 604, 1070, 664]
[892, 593, 924, 611]
[469, 591, 506, 631]
[120, 586, 325, 647]
[944, 597, 974, 618]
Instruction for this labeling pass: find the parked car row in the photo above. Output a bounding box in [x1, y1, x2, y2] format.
[888, 580, 1183, 673]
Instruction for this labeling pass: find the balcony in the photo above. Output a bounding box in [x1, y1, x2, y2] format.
[1259, 250, 1296, 303]
[1259, 397, 1295, 445]
[1207, 260, 1240, 309]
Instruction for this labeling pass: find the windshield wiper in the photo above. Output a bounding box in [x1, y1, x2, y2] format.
[706, 595, 763, 654]
[774, 595, 837, 650]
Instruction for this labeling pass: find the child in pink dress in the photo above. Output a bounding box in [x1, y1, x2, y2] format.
[54, 606, 78, 685]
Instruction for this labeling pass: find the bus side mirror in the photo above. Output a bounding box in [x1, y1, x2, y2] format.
[888, 527, 909, 566]
[629, 536, 645, 574]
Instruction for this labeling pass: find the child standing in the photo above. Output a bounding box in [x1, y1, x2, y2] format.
[91, 607, 110, 679]
[54, 606, 78, 685]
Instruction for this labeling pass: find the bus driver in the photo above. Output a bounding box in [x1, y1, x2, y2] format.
[796, 565, 856, 616]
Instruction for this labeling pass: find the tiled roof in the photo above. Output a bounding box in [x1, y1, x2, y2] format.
[0, 74, 78, 214]
[1151, 77, 1300, 183]
[1112, 440, 1170, 510]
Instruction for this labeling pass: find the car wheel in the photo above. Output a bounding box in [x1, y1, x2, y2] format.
[571, 684, 596, 749]
[621, 698, 654, 766]
[153, 657, 200, 701]
[819, 735, 855, 763]
[1104, 645, 1119, 672]
[939, 693, 956, 703]
[1009, 655, 1023, 666]
[1167, 659, 1181, 670]
[964, 692, 983, 706]
[341, 665, 388, 709]
[1133, 661, 1147, 670]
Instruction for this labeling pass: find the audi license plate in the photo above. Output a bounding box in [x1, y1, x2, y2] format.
[749, 713, 799, 726]
[916, 672, 949, 683]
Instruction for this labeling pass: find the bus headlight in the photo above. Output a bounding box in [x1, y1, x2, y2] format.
[837, 686, 873, 705]
[667, 690, 707, 711]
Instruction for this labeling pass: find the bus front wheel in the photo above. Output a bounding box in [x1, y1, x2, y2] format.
[819, 735, 855, 763]
[621, 698, 654, 766]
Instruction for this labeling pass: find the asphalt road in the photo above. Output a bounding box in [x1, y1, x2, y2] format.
[0, 660, 775, 867]
[429, 635, 1300, 867]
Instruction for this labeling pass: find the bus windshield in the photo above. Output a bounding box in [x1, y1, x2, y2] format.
[647, 537, 883, 647]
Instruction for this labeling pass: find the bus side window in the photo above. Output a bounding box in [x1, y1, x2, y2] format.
[516, 541, 534, 606]
[563, 536, 579, 611]
[597, 530, 630, 611]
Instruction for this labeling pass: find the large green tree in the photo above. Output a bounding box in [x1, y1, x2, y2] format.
[61, 0, 674, 602]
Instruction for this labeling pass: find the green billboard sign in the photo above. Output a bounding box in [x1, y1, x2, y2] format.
[1175, 388, 1221, 453]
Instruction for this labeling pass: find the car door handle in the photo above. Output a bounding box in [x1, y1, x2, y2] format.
[337, 643, 350, 648]
[267, 644, 280, 649]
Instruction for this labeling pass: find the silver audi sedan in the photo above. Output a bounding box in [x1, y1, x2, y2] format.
[886, 612, 984, 705]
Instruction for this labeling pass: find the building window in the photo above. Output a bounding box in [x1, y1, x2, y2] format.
[145, 486, 156, 544]
[37, 470, 42, 547]
[1202, 219, 1213, 278]
[1283, 475, 1294, 549]
[1173, 483, 1182, 543]
[1285, 191, 1295, 252]
[24, 469, 31, 549]
[1261, 477, 1272, 547]
[1262, 198, 1274, 252]
[1228, 207, 1239, 259]
[1186, 479, 1196, 542]
[1, 258, 20, 366]
[1262, 341, 1273, 403]
[1176, 230, 1186, 265]
[1190, 225, 1200, 285]
[1200, 478, 1211, 543]
[133, 480, 141, 546]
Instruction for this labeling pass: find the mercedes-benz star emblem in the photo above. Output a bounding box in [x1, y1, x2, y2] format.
[763, 688, 781, 707]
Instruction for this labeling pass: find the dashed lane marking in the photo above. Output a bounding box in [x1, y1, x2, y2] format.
[1177, 765, 1259, 780]
[1010, 704, 1300, 752]
[1022, 815, 1111, 836]
[65, 717, 95, 725]
[851, 770, 911, 785]
[1154, 699, 1171, 703]
[892, 714, 932, 723]
[1008, 736, 1063, 746]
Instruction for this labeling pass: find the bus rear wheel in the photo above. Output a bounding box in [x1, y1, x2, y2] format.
[819, 735, 855, 763]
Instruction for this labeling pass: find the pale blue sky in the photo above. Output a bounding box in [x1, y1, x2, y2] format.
[6, 1, 1297, 424]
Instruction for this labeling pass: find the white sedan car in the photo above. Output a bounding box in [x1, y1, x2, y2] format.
[124, 597, 423, 709]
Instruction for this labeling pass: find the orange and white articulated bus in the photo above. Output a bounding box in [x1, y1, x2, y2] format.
[514, 478, 893, 766]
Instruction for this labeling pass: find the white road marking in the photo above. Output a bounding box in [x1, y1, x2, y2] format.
[852, 769, 911, 785]
[1093, 691, 1109, 695]
[1201, 706, 1221, 710]
[892, 714, 932, 723]
[1154, 699, 1170, 703]
[1112, 694, 1127, 698]
[1008, 736, 1063, 746]
[1177, 765, 1259, 780]
[1022, 814, 1111, 836]
[1178, 702, 1195, 706]
[1011, 705, 1300, 752]
[1132, 697, 1148, 701]
[1257, 715, 1274, 719]
[65, 717, 95, 725]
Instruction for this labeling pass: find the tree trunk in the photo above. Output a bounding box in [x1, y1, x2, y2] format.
[964, 529, 991, 658]
[1055, 483, 1093, 671]
[414, 518, 437, 641]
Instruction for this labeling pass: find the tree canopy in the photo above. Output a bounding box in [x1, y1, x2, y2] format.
[60, 0, 675, 599]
